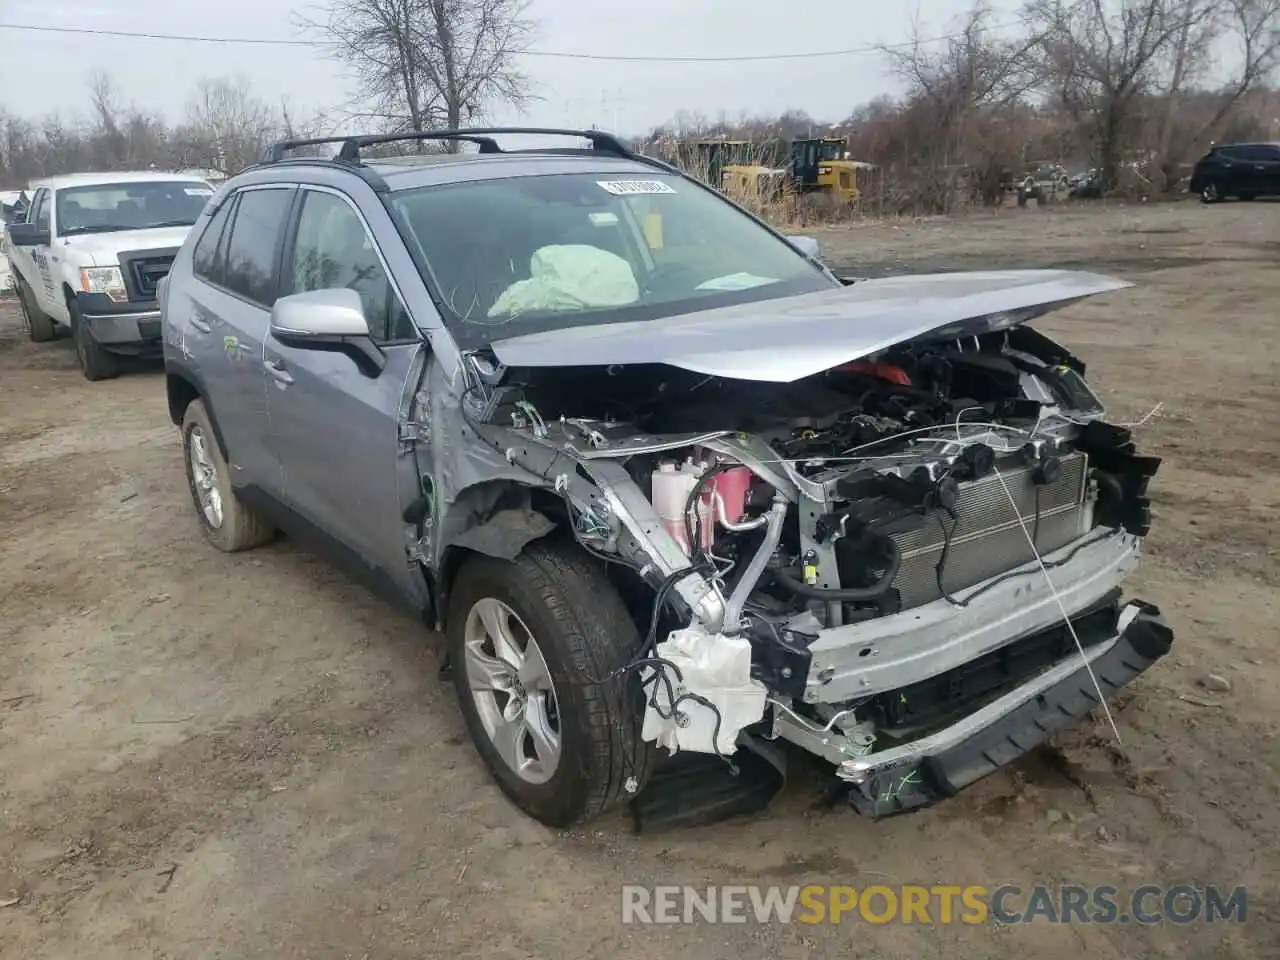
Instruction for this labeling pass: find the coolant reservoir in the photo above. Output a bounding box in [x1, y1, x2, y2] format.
[651, 460, 712, 555]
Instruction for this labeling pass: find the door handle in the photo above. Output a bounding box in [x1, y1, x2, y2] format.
[264, 358, 294, 384]
[189, 312, 212, 333]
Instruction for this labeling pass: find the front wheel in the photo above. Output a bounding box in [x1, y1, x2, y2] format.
[17, 278, 56, 342]
[447, 540, 656, 827]
[69, 301, 120, 381]
[1200, 182, 1222, 204]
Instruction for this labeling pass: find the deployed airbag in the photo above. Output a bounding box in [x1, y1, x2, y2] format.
[488, 244, 639, 319]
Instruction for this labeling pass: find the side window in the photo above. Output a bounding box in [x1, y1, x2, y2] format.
[223, 187, 294, 307]
[31, 190, 50, 232]
[192, 196, 235, 286]
[288, 190, 416, 343]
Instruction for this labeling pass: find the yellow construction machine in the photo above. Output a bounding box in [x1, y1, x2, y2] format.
[789, 136, 867, 204]
[691, 139, 789, 204]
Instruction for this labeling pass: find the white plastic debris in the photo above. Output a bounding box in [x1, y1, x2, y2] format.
[640, 626, 768, 756]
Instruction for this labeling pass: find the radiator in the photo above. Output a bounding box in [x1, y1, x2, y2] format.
[888, 451, 1091, 609]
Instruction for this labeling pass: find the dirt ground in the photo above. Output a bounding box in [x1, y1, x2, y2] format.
[1, 199, 1277, 960]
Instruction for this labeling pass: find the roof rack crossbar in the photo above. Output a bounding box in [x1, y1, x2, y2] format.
[336, 132, 503, 161]
[260, 127, 645, 182]
[266, 135, 362, 164]
[331, 127, 633, 162]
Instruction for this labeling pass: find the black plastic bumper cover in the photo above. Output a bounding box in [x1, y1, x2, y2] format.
[843, 600, 1173, 819]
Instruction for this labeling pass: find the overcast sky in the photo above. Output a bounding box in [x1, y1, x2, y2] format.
[1, 0, 1022, 133]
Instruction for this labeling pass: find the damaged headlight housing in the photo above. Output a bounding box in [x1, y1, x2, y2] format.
[80, 266, 128, 303]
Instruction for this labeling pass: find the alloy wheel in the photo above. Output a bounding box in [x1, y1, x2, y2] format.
[188, 425, 224, 529]
[462, 597, 562, 785]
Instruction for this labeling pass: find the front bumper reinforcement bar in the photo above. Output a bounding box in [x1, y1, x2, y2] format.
[775, 600, 1173, 819]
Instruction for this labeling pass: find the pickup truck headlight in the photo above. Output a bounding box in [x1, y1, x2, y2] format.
[80, 266, 128, 303]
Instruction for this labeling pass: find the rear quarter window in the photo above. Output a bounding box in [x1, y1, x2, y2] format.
[192, 198, 235, 286]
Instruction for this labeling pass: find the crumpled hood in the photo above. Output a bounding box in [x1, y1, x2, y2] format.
[63, 225, 193, 267]
[488, 269, 1131, 382]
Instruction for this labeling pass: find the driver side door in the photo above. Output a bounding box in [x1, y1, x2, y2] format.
[264, 186, 425, 599]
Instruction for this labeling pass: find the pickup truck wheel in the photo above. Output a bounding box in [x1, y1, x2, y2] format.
[68, 301, 120, 381]
[447, 540, 656, 827]
[181, 399, 275, 552]
[17, 279, 56, 343]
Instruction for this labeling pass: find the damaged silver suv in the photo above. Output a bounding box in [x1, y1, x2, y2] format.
[160, 128, 1172, 829]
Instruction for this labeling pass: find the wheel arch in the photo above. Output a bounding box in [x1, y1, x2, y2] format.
[165, 362, 231, 462]
[427, 479, 565, 633]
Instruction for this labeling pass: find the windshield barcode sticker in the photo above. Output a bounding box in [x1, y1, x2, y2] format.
[597, 180, 675, 196]
[185, 187, 214, 196]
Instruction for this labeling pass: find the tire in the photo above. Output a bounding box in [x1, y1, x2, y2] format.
[447, 539, 657, 827]
[180, 398, 275, 552]
[68, 300, 120, 381]
[1200, 182, 1222, 204]
[17, 278, 55, 343]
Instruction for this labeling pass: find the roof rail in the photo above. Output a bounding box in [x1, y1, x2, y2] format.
[263, 127, 635, 166]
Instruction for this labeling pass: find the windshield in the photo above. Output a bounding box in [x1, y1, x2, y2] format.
[386, 172, 833, 347]
[56, 180, 214, 236]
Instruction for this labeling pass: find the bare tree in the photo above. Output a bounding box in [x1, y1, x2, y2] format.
[183, 77, 278, 174]
[299, 0, 536, 145]
[1141, 0, 1280, 189]
[1195, 0, 1280, 136]
[880, 3, 1039, 208]
[1148, 0, 1220, 189]
[1024, 0, 1218, 192]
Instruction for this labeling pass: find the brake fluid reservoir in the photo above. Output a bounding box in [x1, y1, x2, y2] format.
[710, 466, 752, 523]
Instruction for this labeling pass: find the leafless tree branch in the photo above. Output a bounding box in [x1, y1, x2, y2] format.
[296, 0, 538, 146]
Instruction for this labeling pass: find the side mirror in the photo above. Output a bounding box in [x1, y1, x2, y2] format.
[7, 221, 49, 246]
[270, 288, 385, 377]
[787, 234, 821, 259]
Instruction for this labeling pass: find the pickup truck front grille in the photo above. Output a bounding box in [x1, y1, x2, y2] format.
[117, 248, 179, 302]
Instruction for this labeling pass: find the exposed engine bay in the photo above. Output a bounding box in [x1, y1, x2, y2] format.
[449, 318, 1169, 821]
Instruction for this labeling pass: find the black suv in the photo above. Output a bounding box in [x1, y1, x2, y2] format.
[1189, 142, 1280, 203]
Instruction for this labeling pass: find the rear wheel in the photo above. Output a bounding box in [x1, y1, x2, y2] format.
[447, 540, 656, 827]
[68, 300, 120, 381]
[17, 278, 55, 342]
[180, 399, 275, 552]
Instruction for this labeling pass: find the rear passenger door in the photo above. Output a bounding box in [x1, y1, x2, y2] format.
[263, 186, 424, 595]
[1222, 147, 1264, 197]
[188, 184, 296, 493]
[1254, 144, 1280, 196]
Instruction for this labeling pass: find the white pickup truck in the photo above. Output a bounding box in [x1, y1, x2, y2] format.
[6, 171, 215, 380]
